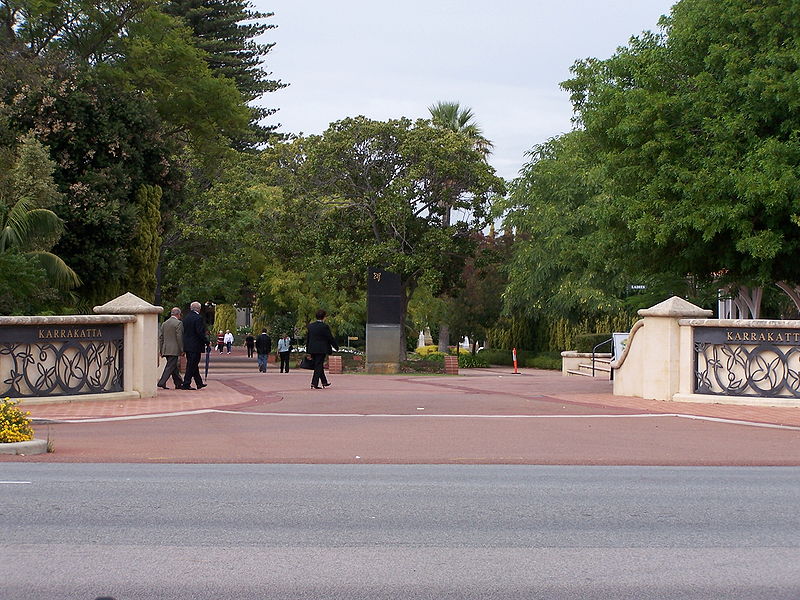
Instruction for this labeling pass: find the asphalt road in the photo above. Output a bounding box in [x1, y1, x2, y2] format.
[3, 464, 799, 599]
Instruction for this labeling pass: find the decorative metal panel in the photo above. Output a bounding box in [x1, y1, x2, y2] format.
[0, 325, 123, 398]
[694, 327, 800, 397]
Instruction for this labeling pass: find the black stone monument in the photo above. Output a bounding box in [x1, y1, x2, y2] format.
[366, 267, 402, 373]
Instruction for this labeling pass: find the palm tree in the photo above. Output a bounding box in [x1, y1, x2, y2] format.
[0, 195, 80, 289]
[428, 101, 494, 352]
[428, 101, 494, 158]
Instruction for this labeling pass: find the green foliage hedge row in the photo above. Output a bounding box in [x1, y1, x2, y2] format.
[523, 353, 562, 370]
[487, 315, 633, 353]
[478, 349, 562, 370]
[458, 353, 489, 368]
[574, 333, 613, 353]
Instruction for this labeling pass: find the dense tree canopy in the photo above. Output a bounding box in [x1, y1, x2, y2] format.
[260, 116, 506, 347]
[0, 0, 278, 311]
[165, 0, 286, 146]
[561, 0, 800, 293]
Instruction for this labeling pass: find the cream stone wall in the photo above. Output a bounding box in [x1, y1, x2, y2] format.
[612, 296, 800, 407]
[560, 352, 612, 376]
[94, 293, 163, 400]
[0, 293, 163, 405]
[612, 297, 712, 401]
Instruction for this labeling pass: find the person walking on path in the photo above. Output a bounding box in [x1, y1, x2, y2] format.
[277, 333, 292, 373]
[157, 307, 184, 389]
[245, 333, 255, 358]
[224, 329, 234, 354]
[216, 330, 225, 353]
[181, 301, 210, 390]
[255, 329, 272, 373]
[306, 309, 338, 389]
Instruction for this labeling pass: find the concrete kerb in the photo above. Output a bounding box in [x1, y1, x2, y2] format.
[0, 439, 48, 455]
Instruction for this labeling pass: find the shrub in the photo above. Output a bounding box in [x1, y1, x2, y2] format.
[415, 345, 440, 357]
[459, 353, 489, 368]
[574, 333, 613, 353]
[0, 398, 34, 443]
[478, 349, 536, 365]
[424, 351, 446, 363]
[478, 349, 513, 365]
[400, 359, 443, 373]
[479, 349, 562, 369]
[523, 352, 562, 370]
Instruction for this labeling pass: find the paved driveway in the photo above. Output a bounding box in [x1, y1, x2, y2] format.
[7, 368, 800, 464]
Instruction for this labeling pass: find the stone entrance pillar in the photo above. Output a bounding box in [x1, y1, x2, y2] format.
[94, 293, 163, 398]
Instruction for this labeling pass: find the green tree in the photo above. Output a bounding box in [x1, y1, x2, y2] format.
[499, 131, 620, 321]
[164, 0, 286, 146]
[118, 8, 250, 153]
[447, 232, 510, 354]
[2, 1, 251, 155]
[1, 1, 253, 305]
[160, 150, 270, 307]
[262, 116, 505, 359]
[3, 70, 181, 305]
[561, 0, 800, 316]
[0, 133, 79, 293]
[126, 184, 162, 302]
[428, 100, 496, 350]
[428, 100, 493, 157]
[0, 250, 60, 314]
[212, 303, 236, 336]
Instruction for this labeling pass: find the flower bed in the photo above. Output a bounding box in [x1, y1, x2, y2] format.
[0, 397, 34, 443]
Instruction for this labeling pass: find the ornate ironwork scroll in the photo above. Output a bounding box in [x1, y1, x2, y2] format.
[0, 325, 123, 398]
[694, 327, 800, 397]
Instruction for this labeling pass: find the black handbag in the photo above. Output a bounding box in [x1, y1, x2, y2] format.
[299, 355, 314, 369]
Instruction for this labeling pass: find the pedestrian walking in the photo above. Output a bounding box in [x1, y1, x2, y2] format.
[157, 307, 184, 389]
[216, 330, 225, 353]
[277, 333, 292, 373]
[245, 333, 255, 358]
[255, 329, 272, 373]
[224, 329, 234, 354]
[306, 309, 338, 389]
[181, 301, 209, 390]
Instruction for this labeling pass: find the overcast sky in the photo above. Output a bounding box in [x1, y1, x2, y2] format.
[255, 1, 677, 181]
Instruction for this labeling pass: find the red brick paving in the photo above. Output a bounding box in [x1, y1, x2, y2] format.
[6, 362, 799, 465]
[18, 365, 800, 426]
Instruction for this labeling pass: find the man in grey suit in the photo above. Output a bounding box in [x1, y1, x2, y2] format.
[157, 307, 184, 389]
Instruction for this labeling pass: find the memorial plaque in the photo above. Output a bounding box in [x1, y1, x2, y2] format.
[367, 267, 402, 324]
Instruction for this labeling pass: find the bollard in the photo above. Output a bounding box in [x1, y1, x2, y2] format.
[328, 355, 343, 375]
[512, 347, 520, 374]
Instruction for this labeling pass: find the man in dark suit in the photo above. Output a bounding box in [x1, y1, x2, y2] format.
[157, 307, 183, 389]
[306, 309, 338, 389]
[255, 329, 272, 373]
[181, 301, 209, 390]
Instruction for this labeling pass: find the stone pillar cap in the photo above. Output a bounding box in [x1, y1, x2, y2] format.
[637, 296, 713, 318]
[93, 292, 163, 315]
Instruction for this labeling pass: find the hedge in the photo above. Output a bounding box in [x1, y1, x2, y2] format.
[574, 333, 613, 353]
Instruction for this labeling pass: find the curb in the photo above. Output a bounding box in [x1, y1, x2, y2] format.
[0, 439, 48, 455]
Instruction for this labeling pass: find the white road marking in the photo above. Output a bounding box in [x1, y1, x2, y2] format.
[33, 410, 800, 431]
[0, 481, 32, 484]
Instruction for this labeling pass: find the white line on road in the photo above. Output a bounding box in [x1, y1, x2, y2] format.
[35, 410, 800, 431]
[0, 481, 32, 484]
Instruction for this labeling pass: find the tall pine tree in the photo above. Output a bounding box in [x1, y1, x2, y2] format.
[165, 0, 286, 148]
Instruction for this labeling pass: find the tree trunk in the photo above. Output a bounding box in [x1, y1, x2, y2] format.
[734, 285, 762, 319]
[776, 281, 800, 315]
